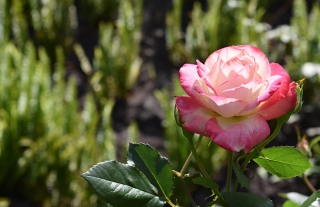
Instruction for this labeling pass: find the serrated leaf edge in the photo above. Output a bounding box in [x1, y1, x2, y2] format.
[127, 142, 174, 199]
[254, 146, 311, 178]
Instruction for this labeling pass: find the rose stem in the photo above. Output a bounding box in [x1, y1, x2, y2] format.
[177, 135, 203, 206]
[180, 178, 196, 207]
[242, 119, 282, 169]
[166, 199, 177, 207]
[302, 173, 316, 192]
[226, 151, 234, 192]
[180, 135, 203, 176]
[186, 135, 226, 205]
[233, 119, 283, 191]
[186, 135, 210, 179]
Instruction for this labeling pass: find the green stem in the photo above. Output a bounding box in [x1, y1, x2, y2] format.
[180, 135, 203, 176]
[186, 135, 226, 206]
[186, 135, 211, 179]
[233, 120, 283, 191]
[302, 174, 316, 192]
[241, 121, 282, 170]
[226, 151, 234, 192]
[175, 134, 203, 207]
[166, 199, 177, 207]
[181, 177, 197, 206]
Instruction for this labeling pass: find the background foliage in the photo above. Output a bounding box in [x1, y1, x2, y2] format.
[1, 0, 320, 206]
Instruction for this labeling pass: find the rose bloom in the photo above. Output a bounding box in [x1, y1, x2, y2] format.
[175, 45, 297, 153]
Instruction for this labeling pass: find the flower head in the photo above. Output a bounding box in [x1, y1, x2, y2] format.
[175, 45, 297, 153]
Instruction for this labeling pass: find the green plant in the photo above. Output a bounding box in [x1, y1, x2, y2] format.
[166, 0, 268, 65]
[90, 0, 142, 100]
[0, 41, 115, 206]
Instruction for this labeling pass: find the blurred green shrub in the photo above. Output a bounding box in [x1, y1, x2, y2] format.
[0, 0, 142, 206]
[285, 0, 320, 103]
[0, 0, 119, 68]
[1, 0, 320, 206]
[0, 39, 115, 207]
[166, 0, 268, 65]
[89, 0, 142, 100]
[167, 0, 320, 104]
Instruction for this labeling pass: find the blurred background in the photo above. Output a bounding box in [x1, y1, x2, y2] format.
[1, 0, 320, 206]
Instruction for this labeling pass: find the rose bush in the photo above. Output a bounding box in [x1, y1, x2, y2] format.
[175, 45, 297, 153]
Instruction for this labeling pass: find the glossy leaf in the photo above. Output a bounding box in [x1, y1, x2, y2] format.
[282, 200, 300, 207]
[82, 160, 166, 207]
[192, 177, 219, 189]
[232, 162, 250, 189]
[253, 146, 311, 178]
[127, 143, 174, 199]
[222, 192, 274, 207]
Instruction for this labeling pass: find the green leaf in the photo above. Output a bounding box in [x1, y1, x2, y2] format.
[222, 192, 273, 207]
[81, 160, 166, 207]
[127, 143, 174, 199]
[192, 177, 219, 189]
[232, 162, 250, 189]
[281, 192, 310, 206]
[282, 200, 300, 207]
[253, 146, 311, 178]
[301, 190, 320, 207]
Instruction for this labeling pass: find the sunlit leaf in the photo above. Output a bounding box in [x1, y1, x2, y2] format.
[253, 146, 311, 178]
[127, 143, 174, 199]
[82, 160, 166, 207]
[282, 200, 300, 207]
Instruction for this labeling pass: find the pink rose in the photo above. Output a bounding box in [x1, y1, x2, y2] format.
[175, 45, 297, 153]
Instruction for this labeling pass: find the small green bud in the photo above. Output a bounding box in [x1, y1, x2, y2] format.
[174, 105, 194, 139]
[277, 78, 305, 125]
[174, 105, 183, 127]
[292, 78, 305, 114]
[182, 128, 194, 140]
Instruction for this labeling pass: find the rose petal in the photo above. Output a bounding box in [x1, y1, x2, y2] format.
[269, 63, 290, 98]
[219, 79, 262, 101]
[204, 48, 222, 69]
[239, 75, 283, 112]
[257, 81, 297, 120]
[255, 63, 295, 119]
[205, 45, 271, 81]
[196, 59, 210, 76]
[175, 96, 216, 136]
[179, 63, 200, 96]
[238, 45, 271, 80]
[219, 46, 245, 62]
[206, 114, 270, 153]
[192, 90, 248, 117]
[196, 60, 219, 95]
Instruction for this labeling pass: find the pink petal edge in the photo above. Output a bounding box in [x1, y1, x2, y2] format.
[206, 114, 270, 153]
[179, 63, 200, 96]
[257, 81, 297, 120]
[175, 96, 216, 136]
